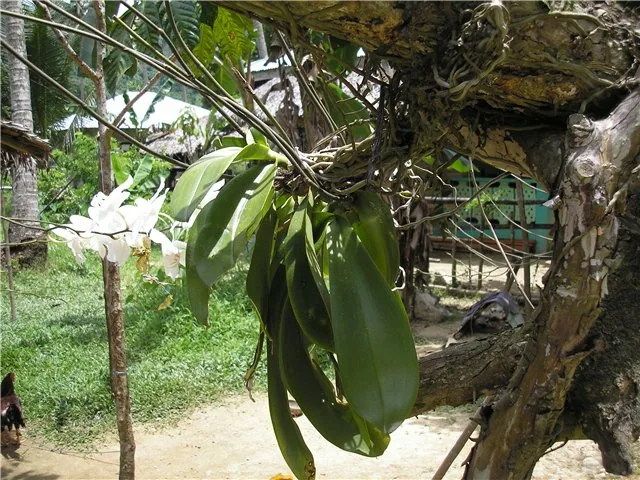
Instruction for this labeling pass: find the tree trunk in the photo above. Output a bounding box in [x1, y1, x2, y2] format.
[462, 86, 640, 480]
[565, 190, 640, 475]
[253, 20, 268, 60]
[5, 0, 46, 265]
[93, 1, 135, 478]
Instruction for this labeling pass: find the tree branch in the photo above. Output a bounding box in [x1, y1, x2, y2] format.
[0, 38, 188, 168]
[35, 1, 97, 82]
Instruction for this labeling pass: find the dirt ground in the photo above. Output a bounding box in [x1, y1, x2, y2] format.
[1, 261, 634, 480]
[0, 393, 624, 480]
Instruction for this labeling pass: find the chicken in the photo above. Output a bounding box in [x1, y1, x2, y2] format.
[1, 372, 25, 446]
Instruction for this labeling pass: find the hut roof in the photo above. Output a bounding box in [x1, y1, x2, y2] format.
[1, 120, 51, 168]
[145, 125, 206, 160]
[144, 70, 381, 160]
[55, 92, 210, 131]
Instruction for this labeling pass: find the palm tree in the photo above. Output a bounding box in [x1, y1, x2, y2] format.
[4, 0, 46, 264]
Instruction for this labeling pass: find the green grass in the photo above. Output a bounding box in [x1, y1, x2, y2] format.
[0, 243, 265, 448]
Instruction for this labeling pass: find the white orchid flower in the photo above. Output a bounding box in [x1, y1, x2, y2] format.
[88, 176, 133, 225]
[119, 178, 167, 247]
[53, 176, 188, 271]
[53, 178, 134, 264]
[51, 225, 88, 262]
[149, 229, 186, 279]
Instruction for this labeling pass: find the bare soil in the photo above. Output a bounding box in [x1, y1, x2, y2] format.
[0, 393, 626, 480]
[2, 288, 635, 480]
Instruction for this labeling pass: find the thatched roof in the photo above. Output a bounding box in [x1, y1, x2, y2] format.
[144, 72, 381, 159]
[145, 127, 205, 160]
[1, 120, 51, 169]
[224, 72, 380, 126]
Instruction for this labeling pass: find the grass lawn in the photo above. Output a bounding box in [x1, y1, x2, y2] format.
[0, 243, 265, 449]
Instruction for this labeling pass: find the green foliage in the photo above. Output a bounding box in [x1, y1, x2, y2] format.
[210, 7, 255, 65]
[39, 133, 100, 224]
[39, 133, 171, 224]
[192, 7, 256, 97]
[171, 146, 241, 221]
[26, 6, 73, 136]
[323, 83, 372, 141]
[0, 243, 263, 448]
[176, 137, 417, 472]
[0, 4, 73, 135]
[188, 163, 276, 322]
[159, 1, 201, 50]
[327, 217, 418, 434]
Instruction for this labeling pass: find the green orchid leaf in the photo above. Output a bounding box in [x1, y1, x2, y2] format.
[233, 143, 287, 164]
[246, 208, 277, 328]
[350, 190, 400, 287]
[193, 163, 276, 287]
[327, 217, 418, 434]
[171, 147, 241, 221]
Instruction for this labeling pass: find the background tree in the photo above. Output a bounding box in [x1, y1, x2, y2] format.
[3, 0, 46, 264]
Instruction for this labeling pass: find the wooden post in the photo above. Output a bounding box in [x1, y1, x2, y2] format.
[93, 1, 135, 477]
[451, 237, 458, 288]
[515, 181, 532, 314]
[477, 214, 485, 290]
[0, 184, 17, 322]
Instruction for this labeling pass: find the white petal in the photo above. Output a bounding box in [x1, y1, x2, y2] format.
[162, 251, 182, 279]
[149, 229, 172, 250]
[105, 237, 131, 265]
[68, 215, 95, 231]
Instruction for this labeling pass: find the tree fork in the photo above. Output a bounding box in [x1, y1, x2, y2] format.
[461, 85, 640, 479]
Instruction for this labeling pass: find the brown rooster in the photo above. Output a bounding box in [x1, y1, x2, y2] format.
[1, 372, 25, 446]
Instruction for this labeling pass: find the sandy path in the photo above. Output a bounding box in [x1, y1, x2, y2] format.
[1, 394, 616, 480]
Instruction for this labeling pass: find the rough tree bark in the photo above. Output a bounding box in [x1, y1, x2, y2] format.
[5, 0, 46, 265]
[221, 2, 640, 477]
[464, 77, 640, 480]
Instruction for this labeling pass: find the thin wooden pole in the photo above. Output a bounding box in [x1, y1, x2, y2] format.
[0, 184, 18, 322]
[93, 1, 135, 477]
[516, 181, 532, 314]
[431, 407, 482, 480]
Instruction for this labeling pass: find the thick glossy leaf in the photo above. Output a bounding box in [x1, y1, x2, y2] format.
[193, 164, 276, 287]
[327, 217, 418, 434]
[249, 128, 268, 146]
[132, 156, 154, 187]
[212, 135, 246, 150]
[304, 210, 331, 311]
[284, 202, 333, 350]
[185, 201, 214, 325]
[350, 191, 400, 287]
[233, 143, 280, 163]
[279, 301, 389, 456]
[246, 209, 277, 328]
[112, 155, 128, 185]
[265, 271, 316, 480]
[171, 147, 241, 221]
[268, 326, 316, 480]
[185, 253, 212, 325]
